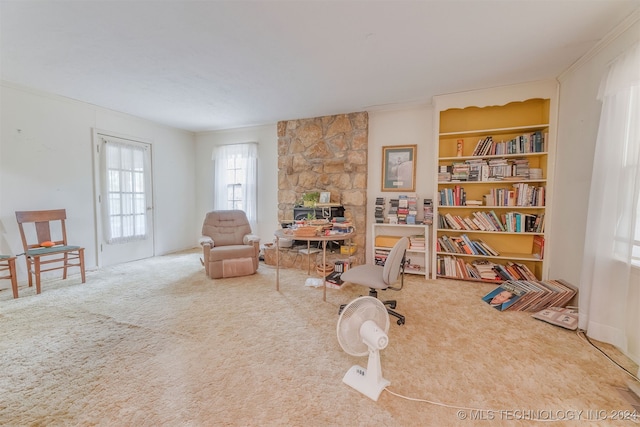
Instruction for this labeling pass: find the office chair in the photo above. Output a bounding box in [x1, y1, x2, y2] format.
[339, 236, 409, 325]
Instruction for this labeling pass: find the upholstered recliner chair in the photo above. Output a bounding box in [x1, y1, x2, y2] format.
[200, 210, 261, 279]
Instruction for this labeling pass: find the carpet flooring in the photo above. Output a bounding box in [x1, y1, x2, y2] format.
[1, 250, 638, 426]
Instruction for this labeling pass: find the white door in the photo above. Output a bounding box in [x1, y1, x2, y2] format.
[94, 132, 154, 267]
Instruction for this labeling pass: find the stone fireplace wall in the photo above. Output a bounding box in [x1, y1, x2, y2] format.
[277, 112, 368, 265]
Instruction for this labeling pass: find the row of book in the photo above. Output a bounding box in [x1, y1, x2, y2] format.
[438, 184, 545, 207]
[471, 131, 545, 157]
[484, 184, 545, 207]
[439, 211, 545, 233]
[388, 195, 419, 224]
[437, 234, 499, 257]
[482, 279, 576, 312]
[439, 157, 540, 182]
[375, 196, 434, 226]
[436, 256, 539, 282]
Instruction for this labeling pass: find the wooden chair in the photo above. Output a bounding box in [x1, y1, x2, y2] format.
[0, 255, 19, 298]
[15, 209, 85, 294]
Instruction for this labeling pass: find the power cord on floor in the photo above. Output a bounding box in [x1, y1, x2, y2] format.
[384, 388, 597, 423]
[383, 329, 640, 424]
[576, 328, 640, 383]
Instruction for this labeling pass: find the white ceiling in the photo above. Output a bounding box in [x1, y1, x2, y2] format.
[1, 1, 639, 132]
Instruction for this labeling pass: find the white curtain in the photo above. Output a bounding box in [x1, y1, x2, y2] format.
[212, 143, 258, 230]
[101, 137, 150, 244]
[578, 41, 640, 352]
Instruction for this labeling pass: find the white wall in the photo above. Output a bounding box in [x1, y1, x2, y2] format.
[554, 16, 640, 363]
[193, 108, 436, 259]
[195, 125, 278, 243]
[366, 106, 434, 262]
[0, 83, 198, 284]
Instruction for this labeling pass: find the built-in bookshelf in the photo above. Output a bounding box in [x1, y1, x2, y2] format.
[431, 81, 558, 282]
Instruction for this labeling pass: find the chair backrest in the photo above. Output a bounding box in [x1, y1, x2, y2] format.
[15, 209, 69, 250]
[202, 210, 252, 246]
[382, 236, 409, 286]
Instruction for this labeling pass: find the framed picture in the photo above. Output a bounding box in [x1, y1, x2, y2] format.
[319, 192, 331, 203]
[381, 145, 417, 192]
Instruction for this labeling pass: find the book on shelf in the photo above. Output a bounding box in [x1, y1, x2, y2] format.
[438, 172, 452, 182]
[481, 279, 577, 312]
[409, 235, 426, 250]
[472, 259, 500, 280]
[532, 235, 545, 259]
[472, 136, 494, 156]
[437, 234, 500, 257]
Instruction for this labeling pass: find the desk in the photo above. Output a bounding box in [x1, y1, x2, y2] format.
[274, 229, 355, 302]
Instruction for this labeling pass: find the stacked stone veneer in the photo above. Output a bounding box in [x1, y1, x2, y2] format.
[277, 112, 367, 266]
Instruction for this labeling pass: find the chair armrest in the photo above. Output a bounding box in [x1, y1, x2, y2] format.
[244, 234, 260, 255]
[199, 236, 214, 247]
[243, 234, 260, 245]
[200, 240, 212, 276]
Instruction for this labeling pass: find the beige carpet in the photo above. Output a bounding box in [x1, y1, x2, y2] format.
[1, 250, 638, 426]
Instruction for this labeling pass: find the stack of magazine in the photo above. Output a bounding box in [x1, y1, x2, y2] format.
[482, 279, 577, 312]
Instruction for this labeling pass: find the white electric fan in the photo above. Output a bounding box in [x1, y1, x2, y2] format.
[336, 296, 391, 401]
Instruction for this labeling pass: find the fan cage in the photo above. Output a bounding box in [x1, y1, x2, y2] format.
[337, 296, 390, 356]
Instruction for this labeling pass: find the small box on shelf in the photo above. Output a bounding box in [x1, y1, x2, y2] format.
[340, 244, 357, 255]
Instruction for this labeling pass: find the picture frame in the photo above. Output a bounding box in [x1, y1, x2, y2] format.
[319, 192, 331, 204]
[381, 145, 417, 192]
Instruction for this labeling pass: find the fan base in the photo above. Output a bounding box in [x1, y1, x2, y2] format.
[342, 365, 390, 401]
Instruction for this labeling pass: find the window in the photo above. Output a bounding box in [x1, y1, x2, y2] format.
[102, 139, 150, 243]
[225, 155, 247, 210]
[618, 85, 640, 267]
[213, 143, 258, 229]
[594, 42, 640, 268]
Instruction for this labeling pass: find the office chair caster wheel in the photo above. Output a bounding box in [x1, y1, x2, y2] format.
[397, 318, 405, 325]
[388, 301, 397, 309]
